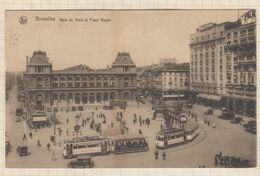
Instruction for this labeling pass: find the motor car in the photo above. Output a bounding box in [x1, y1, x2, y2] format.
[230, 116, 243, 124]
[218, 111, 234, 120]
[17, 145, 28, 157]
[103, 105, 113, 110]
[243, 120, 256, 128]
[67, 155, 94, 168]
[204, 109, 214, 115]
[78, 106, 84, 111]
[5, 141, 12, 156]
[71, 106, 76, 111]
[245, 126, 256, 134]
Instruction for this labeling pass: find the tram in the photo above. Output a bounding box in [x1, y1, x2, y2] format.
[63, 136, 109, 159]
[186, 123, 199, 141]
[155, 124, 199, 149]
[109, 134, 149, 154]
[156, 128, 186, 149]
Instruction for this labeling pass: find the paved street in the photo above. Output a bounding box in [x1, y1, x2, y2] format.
[6, 86, 256, 168]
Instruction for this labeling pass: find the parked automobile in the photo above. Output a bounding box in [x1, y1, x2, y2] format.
[204, 109, 214, 115]
[78, 106, 84, 111]
[186, 103, 193, 109]
[67, 155, 94, 168]
[17, 145, 28, 157]
[71, 106, 76, 111]
[243, 120, 256, 128]
[245, 126, 256, 134]
[103, 105, 113, 110]
[230, 116, 243, 124]
[218, 111, 234, 120]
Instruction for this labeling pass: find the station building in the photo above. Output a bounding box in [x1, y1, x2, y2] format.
[24, 51, 137, 110]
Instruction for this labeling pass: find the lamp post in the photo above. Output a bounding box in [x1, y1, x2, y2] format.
[74, 114, 80, 138]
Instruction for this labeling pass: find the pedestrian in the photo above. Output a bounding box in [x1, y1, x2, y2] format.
[160, 124, 163, 130]
[162, 151, 166, 160]
[208, 121, 210, 127]
[47, 143, 50, 151]
[66, 118, 69, 124]
[139, 128, 142, 135]
[66, 129, 69, 136]
[23, 134, 27, 141]
[111, 122, 113, 128]
[29, 132, 32, 139]
[95, 106, 97, 111]
[154, 150, 159, 159]
[37, 139, 41, 147]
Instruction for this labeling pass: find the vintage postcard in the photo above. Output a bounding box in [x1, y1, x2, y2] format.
[5, 9, 256, 168]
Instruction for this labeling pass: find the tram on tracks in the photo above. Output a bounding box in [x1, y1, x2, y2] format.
[109, 134, 149, 154]
[155, 123, 199, 149]
[63, 136, 109, 159]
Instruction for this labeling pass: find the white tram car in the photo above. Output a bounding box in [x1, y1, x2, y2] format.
[156, 124, 199, 149]
[63, 136, 109, 159]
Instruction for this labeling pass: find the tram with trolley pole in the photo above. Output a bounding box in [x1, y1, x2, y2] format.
[63, 136, 109, 159]
[109, 134, 149, 154]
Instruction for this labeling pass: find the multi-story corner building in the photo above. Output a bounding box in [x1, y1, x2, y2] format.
[24, 51, 137, 110]
[189, 22, 228, 106]
[223, 10, 256, 116]
[156, 63, 190, 106]
[189, 10, 256, 117]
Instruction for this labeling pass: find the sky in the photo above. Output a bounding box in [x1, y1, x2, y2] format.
[5, 10, 249, 71]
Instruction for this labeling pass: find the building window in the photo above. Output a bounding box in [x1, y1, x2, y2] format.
[240, 30, 246, 37]
[103, 77, 109, 87]
[82, 77, 88, 87]
[124, 77, 129, 87]
[36, 77, 42, 88]
[60, 78, 65, 87]
[248, 28, 255, 35]
[227, 33, 231, 39]
[233, 31, 237, 37]
[75, 77, 80, 87]
[52, 78, 58, 88]
[96, 77, 102, 87]
[35, 66, 43, 73]
[45, 79, 49, 86]
[67, 78, 73, 87]
[111, 77, 115, 86]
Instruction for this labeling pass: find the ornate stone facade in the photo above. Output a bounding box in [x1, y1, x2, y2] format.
[24, 51, 137, 109]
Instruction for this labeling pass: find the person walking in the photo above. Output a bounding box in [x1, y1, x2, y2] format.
[47, 143, 50, 151]
[22, 134, 27, 141]
[29, 132, 32, 139]
[154, 150, 159, 159]
[37, 139, 41, 147]
[66, 118, 69, 124]
[162, 151, 166, 160]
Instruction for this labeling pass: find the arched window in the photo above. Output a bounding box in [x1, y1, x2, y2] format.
[60, 93, 66, 101]
[90, 77, 95, 87]
[52, 78, 58, 88]
[75, 93, 81, 104]
[82, 77, 88, 87]
[103, 77, 109, 87]
[111, 77, 115, 87]
[36, 77, 42, 88]
[75, 77, 80, 87]
[82, 93, 88, 104]
[96, 93, 101, 102]
[68, 77, 73, 87]
[60, 77, 66, 87]
[124, 77, 129, 86]
[97, 77, 102, 87]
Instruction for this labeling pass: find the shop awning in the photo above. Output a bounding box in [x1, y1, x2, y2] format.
[207, 94, 222, 101]
[196, 93, 221, 101]
[196, 93, 209, 99]
[163, 94, 185, 98]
